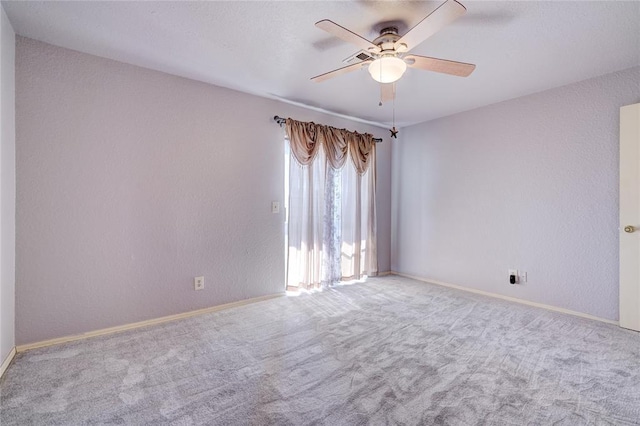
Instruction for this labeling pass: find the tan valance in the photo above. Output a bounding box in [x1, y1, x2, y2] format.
[285, 118, 375, 175]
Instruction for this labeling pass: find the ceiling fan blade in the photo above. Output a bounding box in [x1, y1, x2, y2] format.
[394, 0, 466, 52]
[405, 55, 475, 77]
[316, 20, 381, 54]
[380, 83, 395, 102]
[311, 61, 370, 83]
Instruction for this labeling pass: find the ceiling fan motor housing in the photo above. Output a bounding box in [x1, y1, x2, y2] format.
[372, 27, 402, 54]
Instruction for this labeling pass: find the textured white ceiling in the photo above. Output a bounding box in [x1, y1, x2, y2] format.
[3, 1, 639, 127]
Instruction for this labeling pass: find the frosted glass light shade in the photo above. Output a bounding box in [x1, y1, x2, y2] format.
[368, 57, 407, 83]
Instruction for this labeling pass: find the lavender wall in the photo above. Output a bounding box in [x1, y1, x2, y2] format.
[392, 67, 640, 321]
[1, 5, 16, 363]
[15, 37, 391, 345]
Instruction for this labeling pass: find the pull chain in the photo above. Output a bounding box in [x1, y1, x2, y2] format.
[390, 84, 398, 139]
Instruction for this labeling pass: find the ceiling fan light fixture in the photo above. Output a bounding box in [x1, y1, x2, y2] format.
[368, 56, 407, 83]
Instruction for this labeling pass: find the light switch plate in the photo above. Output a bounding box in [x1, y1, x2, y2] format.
[271, 201, 280, 214]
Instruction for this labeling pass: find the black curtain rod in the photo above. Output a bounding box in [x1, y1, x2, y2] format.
[273, 116, 383, 143]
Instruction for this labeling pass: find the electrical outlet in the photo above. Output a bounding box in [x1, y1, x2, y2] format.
[520, 271, 527, 283]
[508, 269, 518, 284]
[194, 276, 204, 291]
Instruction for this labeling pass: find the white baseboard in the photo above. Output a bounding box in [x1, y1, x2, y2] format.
[13, 273, 619, 355]
[17, 293, 284, 353]
[392, 272, 618, 326]
[0, 346, 16, 379]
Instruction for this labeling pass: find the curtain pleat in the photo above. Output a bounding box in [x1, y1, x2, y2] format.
[318, 126, 349, 170]
[286, 120, 321, 166]
[285, 118, 378, 290]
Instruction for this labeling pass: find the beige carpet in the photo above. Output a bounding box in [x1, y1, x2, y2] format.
[1, 275, 640, 425]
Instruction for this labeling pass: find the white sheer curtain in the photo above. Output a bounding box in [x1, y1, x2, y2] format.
[285, 119, 377, 290]
[340, 151, 377, 281]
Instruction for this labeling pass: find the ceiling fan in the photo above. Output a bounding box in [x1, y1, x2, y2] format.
[311, 0, 476, 101]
